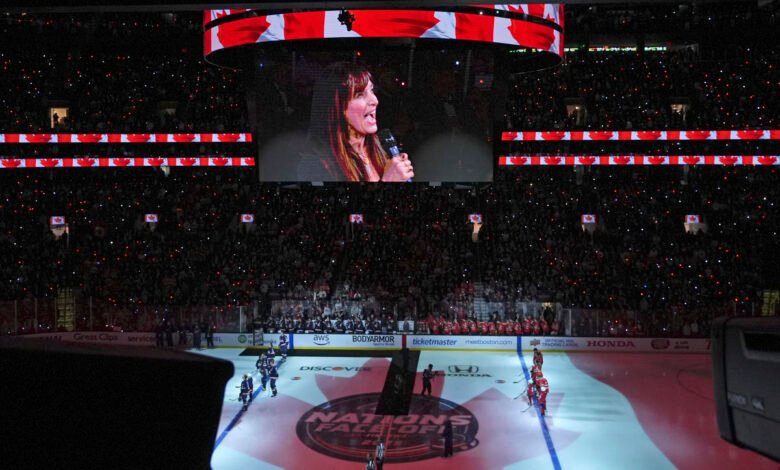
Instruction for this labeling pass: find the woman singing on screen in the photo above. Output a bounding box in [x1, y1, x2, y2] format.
[298, 62, 413, 182]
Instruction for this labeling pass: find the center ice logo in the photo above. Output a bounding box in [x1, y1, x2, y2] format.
[296, 393, 479, 463]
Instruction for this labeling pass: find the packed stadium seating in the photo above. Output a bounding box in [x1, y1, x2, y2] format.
[1, 7, 777, 339]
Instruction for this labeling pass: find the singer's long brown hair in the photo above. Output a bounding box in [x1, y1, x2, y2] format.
[309, 62, 389, 182]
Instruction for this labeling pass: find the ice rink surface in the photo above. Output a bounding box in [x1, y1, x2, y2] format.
[192, 348, 779, 470]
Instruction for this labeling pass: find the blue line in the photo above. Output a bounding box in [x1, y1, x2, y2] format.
[213, 349, 285, 450]
[517, 336, 562, 470]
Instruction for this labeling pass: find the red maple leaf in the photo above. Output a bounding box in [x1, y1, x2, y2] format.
[219, 358, 580, 468]
[77, 158, 96, 167]
[217, 16, 271, 48]
[502, 132, 519, 141]
[587, 131, 614, 140]
[147, 158, 165, 166]
[181, 158, 197, 166]
[685, 131, 711, 140]
[683, 156, 700, 165]
[541, 132, 566, 141]
[352, 10, 439, 37]
[77, 134, 103, 143]
[648, 156, 666, 165]
[758, 156, 777, 165]
[173, 134, 196, 143]
[578, 156, 596, 165]
[25, 134, 53, 143]
[736, 130, 765, 140]
[544, 157, 561, 165]
[243, 157, 255, 166]
[1, 159, 22, 168]
[217, 133, 241, 142]
[126, 134, 151, 143]
[613, 156, 631, 165]
[636, 131, 662, 140]
[506, 6, 554, 50]
[510, 157, 527, 165]
[112, 158, 131, 167]
[40, 159, 60, 168]
[719, 156, 738, 165]
[212, 157, 229, 166]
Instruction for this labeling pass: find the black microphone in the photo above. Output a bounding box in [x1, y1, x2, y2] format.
[379, 129, 400, 157]
[378, 129, 411, 182]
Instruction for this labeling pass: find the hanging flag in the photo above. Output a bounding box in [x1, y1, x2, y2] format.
[50, 216, 66, 226]
[145, 214, 159, 223]
[468, 213, 483, 224]
[685, 214, 701, 224]
[241, 214, 255, 223]
[581, 214, 597, 224]
[350, 214, 364, 224]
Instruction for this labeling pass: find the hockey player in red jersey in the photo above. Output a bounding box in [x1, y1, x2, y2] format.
[531, 363, 543, 385]
[536, 375, 549, 416]
[527, 381, 536, 406]
[533, 347, 544, 368]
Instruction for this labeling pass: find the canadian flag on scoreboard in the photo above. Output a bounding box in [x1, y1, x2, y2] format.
[241, 214, 255, 223]
[350, 214, 364, 224]
[685, 214, 701, 224]
[50, 216, 66, 226]
[469, 213, 483, 224]
[581, 214, 597, 224]
[145, 214, 159, 223]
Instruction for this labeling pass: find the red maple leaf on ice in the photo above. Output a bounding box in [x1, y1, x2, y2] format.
[220, 358, 580, 468]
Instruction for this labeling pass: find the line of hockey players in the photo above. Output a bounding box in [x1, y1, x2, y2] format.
[526, 347, 550, 416]
[238, 335, 289, 411]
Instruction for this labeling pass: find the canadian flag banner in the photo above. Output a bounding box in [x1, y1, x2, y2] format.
[469, 213, 483, 224]
[501, 130, 777, 141]
[145, 214, 159, 223]
[241, 214, 255, 223]
[50, 216, 66, 226]
[497, 155, 780, 166]
[581, 214, 597, 224]
[685, 214, 701, 224]
[0, 156, 256, 170]
[350, 214, 364, 224]
[204, 7, 565, 58]
[0, 133, 251, 144]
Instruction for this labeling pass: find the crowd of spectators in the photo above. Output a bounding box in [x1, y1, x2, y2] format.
[1, 8, 777, 338]
[0, 166, 777, 337]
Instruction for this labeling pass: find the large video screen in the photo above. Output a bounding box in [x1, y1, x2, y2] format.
[205, 6, 564, 182]
[252, 46, 495, 182]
